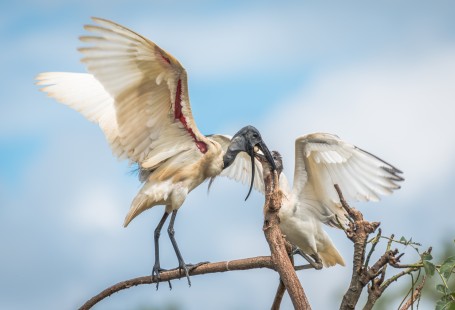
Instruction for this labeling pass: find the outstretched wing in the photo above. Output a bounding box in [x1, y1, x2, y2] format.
[76, 17, 209, 167]
[292, 133, 403, 226]
[36, 72, 121, 153]
[209, 134, 265, 194]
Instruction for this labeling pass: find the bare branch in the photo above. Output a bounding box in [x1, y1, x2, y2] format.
[368, 249, 399, 279]
[271, 279, 286, 310]
[380, 268, 419, 291]
[399, 276, 426, 310]
[335, 183, 424, 310]
[336, 184, 380, 310]
[365, 228, 382, 268]
[263, 170, 311, 309]
[79, 256, 274, 310]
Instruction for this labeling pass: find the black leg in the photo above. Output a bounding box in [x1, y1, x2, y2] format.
[167, 209, 193, 286]
[152, 211, 170, 289]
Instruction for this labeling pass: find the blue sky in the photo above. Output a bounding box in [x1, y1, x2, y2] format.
[1, 1, 455, 309]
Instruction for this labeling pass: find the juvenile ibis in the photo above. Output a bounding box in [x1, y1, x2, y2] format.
[256, 133, 403, 267]
[36, 17, 275, 286]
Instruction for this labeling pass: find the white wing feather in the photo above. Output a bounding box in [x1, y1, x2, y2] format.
[36, 72, 122, 155]
[209, 134, 265, 193]
[292, 133, 403, 226]
[78, 17, 209, 166]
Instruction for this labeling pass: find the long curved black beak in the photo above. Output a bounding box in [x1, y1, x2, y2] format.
[222, 126, 276, 201]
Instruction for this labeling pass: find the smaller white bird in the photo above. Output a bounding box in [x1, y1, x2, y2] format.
[256, 133, 403, 267]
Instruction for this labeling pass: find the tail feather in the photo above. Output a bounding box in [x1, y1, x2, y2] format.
[123, 181, 171, 227]
[318, 242, 345, 267]
[123, 193, 151, 227]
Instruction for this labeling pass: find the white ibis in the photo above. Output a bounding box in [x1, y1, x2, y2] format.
[256, 133, 403, 267]
[36, 17, 276, 286]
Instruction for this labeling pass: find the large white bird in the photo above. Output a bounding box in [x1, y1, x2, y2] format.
[256, 133, 403, 267]
[36, 17, 276, 286]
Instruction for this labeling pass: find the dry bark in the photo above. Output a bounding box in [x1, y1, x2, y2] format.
[79, 256, 274, 310]
[262, 169, 311, 310]
[271, 279, 286, 310]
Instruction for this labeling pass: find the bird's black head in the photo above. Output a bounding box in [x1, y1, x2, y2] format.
[223, 125, 276, 200]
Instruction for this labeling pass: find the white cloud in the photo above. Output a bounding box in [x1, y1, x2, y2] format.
[68, 183, 125, 233]
[3, 2, 455, 310]
[261, 45, 455, 202]
[126, 2, 455, 80]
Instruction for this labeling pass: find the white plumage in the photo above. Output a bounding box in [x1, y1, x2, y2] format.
[258, 133, 403, 267]
[36, 17, 274, 285]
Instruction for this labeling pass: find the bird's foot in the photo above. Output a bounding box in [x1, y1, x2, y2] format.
[187, 261, 209, 271]
[291, 248, 323, 270]
[176, 261, 209, 287]
[166, 261, 209, 287]
[310, 254, 324, 270]
[152, 265, 172, 290]
[177, 262, 192, 287]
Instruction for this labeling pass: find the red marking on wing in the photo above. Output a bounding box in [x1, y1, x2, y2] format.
[157, 48, 171, 65]
[174, 79, 207, 153]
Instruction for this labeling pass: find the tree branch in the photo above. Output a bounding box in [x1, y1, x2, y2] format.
[262, 168, 311, 310]
[337, 184, 380, 310]
[79, 256, 274, 310]
[79, 156, 315, 310]
[365, 228, 382, 268]
[399, 276, 426, 310]
[335, 184, 429, 310]
[271, 279, 286, 310]
[271, 241, 298, 310]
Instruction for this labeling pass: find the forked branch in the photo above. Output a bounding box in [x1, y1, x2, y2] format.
[335, 184, 428, 310]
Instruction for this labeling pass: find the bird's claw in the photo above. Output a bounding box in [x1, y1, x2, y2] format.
[152, 265, 172, 290]
[291, 247, 323, 270]
[189, 261, 210, 270]
[176, 261, 209, 287]
[177, 263, 191, 287]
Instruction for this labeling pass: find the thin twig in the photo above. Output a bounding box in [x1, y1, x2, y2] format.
[365, 228, 382, 268]
[380, 268, 418, 291]
[399, 275, 426, 310]
[397, 272, 416, 310]
[379, 236, 422, 251]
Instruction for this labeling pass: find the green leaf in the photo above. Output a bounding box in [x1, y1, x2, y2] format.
[422, 252, 433, 261]
[440, 256, 455, 281]
[441, 255, 455, 266]
[400, 236, 406, 243]
[423, 260, 435, 276]
[437, 284, 449, 295]
[435, 299, 455, 310]
[436, 299, 446, 310]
